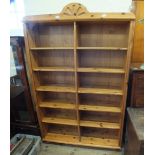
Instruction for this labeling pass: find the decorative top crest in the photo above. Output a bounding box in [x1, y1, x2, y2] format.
[61, 3, 88, 16]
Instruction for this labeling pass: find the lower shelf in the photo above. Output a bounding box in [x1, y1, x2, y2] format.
[80, 120, 120, 129]
[42, 117, 120, 129]
[78, 87, 123, 95]
[36, 85, 76, 93]
[79, 104, 121, 113]
[42, 117, 77, 126]
[43, 133, 120, 149]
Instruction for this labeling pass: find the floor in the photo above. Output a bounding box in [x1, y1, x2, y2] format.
[39, 143, 124, 155]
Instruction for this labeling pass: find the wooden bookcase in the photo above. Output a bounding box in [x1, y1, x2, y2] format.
[23, 3, 135, 149]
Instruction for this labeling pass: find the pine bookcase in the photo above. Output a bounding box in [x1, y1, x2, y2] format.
[23, 3, 135, 149]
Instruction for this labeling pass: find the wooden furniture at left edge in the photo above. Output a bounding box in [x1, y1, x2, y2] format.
[10, 37, 40, 136]
[23, 3, 135, 149]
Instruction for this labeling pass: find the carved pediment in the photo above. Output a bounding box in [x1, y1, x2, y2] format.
[61, 3, 88, 16]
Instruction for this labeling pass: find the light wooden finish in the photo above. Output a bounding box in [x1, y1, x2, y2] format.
[77, 68, 125, 74]
[119, 21, 135, 146]
[36, 85, 76, 93]
[24, 3, 135, 149]
[33, 67, 74, 72]
[23, 13, 135, 23]
[78, 87, 123, 95]
[31, 47, 74, 50]
[77, 47, 127, 50]
[42, 117, 77, 126]
[79, 105, 121, 113]
[74, 21, 81, 140]
[61, 3, 88, 16]
[23, 24, 47, 138]
[44, 133, 120, 149]
[39, 101, 75, 109]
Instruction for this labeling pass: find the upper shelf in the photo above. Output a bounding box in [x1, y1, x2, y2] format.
[30, 47, 74, 51]
[32, 67, 125, 74]
[30, 47, 127, 51]
[33, 67, 75, 72]
[77, 47, 127, 51]
[77, 68, 125, 74]
[24, 13, 135, 23]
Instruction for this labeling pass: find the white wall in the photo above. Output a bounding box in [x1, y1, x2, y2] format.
[10, 46, 17, 77]
[24, 0, 132, 16]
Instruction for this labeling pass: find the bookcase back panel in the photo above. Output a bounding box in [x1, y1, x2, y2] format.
[78, 50, 126, 69]
[80, 111, 121, 123]
[39, 92, 76, 103]
[35, 24, 74, 47]
[48, 124, 78, 136]
[32, 50, 74, 67]
[81, 127, 119, 139]
[79, 94, 121, 107]
[79, 73, 124, 89]
[78, 22, 129, 47]
[43, 109, 77, 120]
[35, 72, 75, 86]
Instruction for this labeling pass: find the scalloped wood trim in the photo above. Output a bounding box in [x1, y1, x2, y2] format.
[61, 3, 88, 16]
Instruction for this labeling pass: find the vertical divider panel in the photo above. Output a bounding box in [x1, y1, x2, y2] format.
[23, 23, 47, 137]
[118, 21, 135, 146]
[74, 22, 81, 140]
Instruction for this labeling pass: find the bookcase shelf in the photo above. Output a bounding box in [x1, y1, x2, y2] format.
[80, 120, 120, 129]
[78, 87, 123, 95]
[33, 67, 75, 72]
[39, 101, 75, 110]
[36, 85, 76, 93]
[31, 47, 74, 50]
[77, 47, 127, 50]
[77, 67, 125, 74]
[42, 116, 120, 129]
[79, 104, 121, 113]
[43, 133, 120, 149]
[42, 117, 78, 126]
[24, 3, 135, 149]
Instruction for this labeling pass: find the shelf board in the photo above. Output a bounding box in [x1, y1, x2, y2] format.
[79, 104, 121, 113]
[77, 47, 127, 50]
[30, 47, 127, 51]
[77, 67, 125, 74]
[43, 133, 120, 149]
[42, 117, 77, 126]
[30, 47, 74, 50]
[39, 101, 75, 110]
[33, 67, 75, 72]
[36, 85, 76, 93]
[80, 120, 120, 129]
[78, 87, 123, 95]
